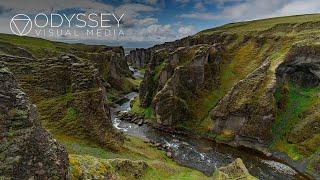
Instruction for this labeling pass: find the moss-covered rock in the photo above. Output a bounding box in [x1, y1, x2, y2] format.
[144, 45, 222, 126]
[69, 155, 148, 180]
[210, 60, 275, 147]
[0, 54, 124, 150]
[212, 158, 257, 180]
[273, 42, 320, 177]
[0, 68, 69, 179]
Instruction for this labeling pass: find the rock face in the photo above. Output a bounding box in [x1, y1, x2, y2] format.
[0, 68, 69, 179]
[210, 60, 275, 146]
[275, 43, 320, 177]
[212, 158, 257, 180]
[139, 45, 222, 126]
[0, 54, 124, 149]
[84, 48, 132, 91]
[276, 43, 320, 87]
[126, 48, 152, 68]
[129, 17, 320, 178]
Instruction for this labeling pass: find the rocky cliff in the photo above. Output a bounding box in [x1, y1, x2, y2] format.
[0, 67, 69, 179]
[0, 54, 124, 149]
[129, 14, 320, 178]
[0, 35, 138, 150]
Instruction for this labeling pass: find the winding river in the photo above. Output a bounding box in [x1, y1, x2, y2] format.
[112, 67, 306, 180]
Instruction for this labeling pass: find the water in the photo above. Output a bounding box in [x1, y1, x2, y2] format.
[129, 66, 144, 79]
[111, 67, 306, 179]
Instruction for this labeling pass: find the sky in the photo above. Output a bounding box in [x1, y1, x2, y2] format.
[1, 0, 320, 48]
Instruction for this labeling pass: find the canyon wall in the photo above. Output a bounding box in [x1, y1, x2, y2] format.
[129, 19, 320, 177]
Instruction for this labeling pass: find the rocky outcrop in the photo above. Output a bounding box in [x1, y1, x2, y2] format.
[83, 48, 133, 91]
[69, 155, 148, 180]
[276, 43, 320, 87]
[129, 16, 320, 179]
[0, 41, 34, 59]
[139, 68, 157, 107]
[275, 43, 320, 177]
[212, 158, 257, 180]
[126, 48, 152, 68]
[151, 45, 222, 126]
[0, 67, 69, 179]
[0, 54, 124, 149]
[126, 34, 234, 68]
[210, 60, 275, 147]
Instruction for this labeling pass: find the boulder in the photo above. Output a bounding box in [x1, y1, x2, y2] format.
[212, 158, 257, 180]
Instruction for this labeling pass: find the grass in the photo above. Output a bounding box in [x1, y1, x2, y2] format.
[55, 134, 209, 179]
[106, 88, 123, 104]
[130, 96, 154, 119]
[271, 84, 320, 160]
[0, 33, 108, 58]
[199, 13, 320, 35]
[153, 60, 168, 81]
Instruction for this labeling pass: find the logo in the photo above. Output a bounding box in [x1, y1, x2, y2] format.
[9, 13, 125, 38]
[10, 14, 32, 36]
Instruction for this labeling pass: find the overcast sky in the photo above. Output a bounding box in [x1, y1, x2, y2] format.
[1, 0, 320, 48]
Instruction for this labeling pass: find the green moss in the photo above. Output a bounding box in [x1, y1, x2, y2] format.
[106, 89, 119, 104]
[153, 60, 168, 81]
[121, 77, 140, 92]
[272, 84, 319, 140]
[272, 140, 303, 160]
[55, 134, 208, 179]
[64, 108, 77, 121]
[306, 151, 320, 176]
[130, 97, 154, 119]
[185, 38, 268, 134]
[144, 107, 153, 119]
[272, 84, 320, 160]
[7, 128, 14, 139]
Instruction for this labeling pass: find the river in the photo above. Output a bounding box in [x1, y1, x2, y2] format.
[111, 67, 306, 180]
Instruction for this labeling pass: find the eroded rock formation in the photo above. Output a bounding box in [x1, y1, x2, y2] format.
[210, 60, 276, 146]
[0, 54, 124, 149]
[0, 67, 69, 179]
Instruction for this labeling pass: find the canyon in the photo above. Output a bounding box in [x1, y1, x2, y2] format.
[1, 13, 320, 179]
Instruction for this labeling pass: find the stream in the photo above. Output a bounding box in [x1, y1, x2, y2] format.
[111, 67, 306, 180]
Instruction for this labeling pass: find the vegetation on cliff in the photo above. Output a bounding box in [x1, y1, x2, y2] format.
[128, 13, 320, 178]
[0, 33, 211, 179]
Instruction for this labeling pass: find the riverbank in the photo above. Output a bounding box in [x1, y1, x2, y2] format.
[112, 85, 308, 179]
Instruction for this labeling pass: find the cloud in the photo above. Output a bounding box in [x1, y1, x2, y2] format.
[180, 12, 218, 20]
[115, 3, 158, 27]
[272, 0, 320, 17]
[180, 0, 320, 21]
[194, 2, 206, 11]
[175, 0, 191, 4]
[142, 24, 175, 40]
[178, 25, 196, 37]
[138, 17, 158, 25]
[146, 0, 158, 5]
[0, 0, 114, 14]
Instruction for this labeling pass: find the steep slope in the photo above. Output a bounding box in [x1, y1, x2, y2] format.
[0, 34, 138, 150]
[0, 34, 212, 179]
[128, 13, 320, 178]
[0, 67, 68, 179]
